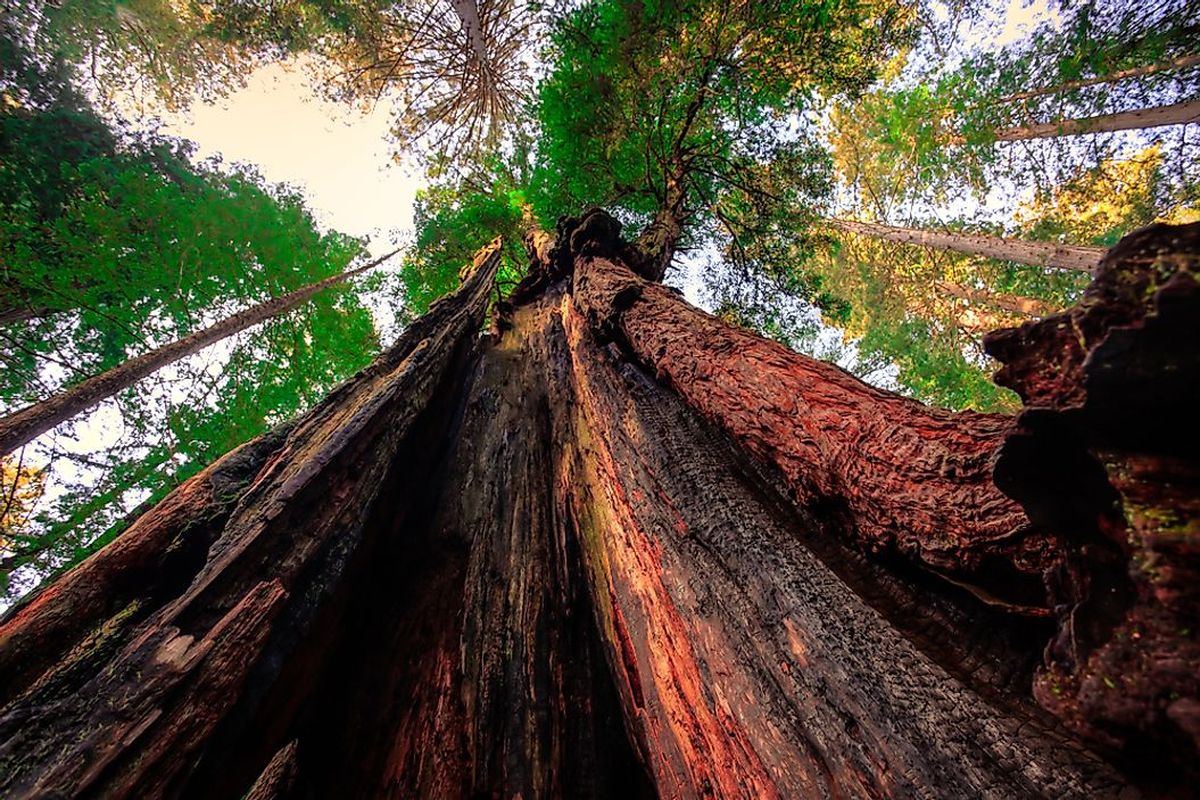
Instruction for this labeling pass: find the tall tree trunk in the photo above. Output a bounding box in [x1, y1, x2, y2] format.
[0, 249, 398, 458]
[0, 304, 50, 327]
[0, 242, 502, 796]
[936, 280, 1054, 318]
[828, 218, 1104, 272]
[1, 218, 1196, 796]
[993, 99, 1200, 140]
[996, 53, 1200, 105]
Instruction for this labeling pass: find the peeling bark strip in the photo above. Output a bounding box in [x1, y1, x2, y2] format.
[570, 243, 1054, 606]
[829, 218, 1103, 272]
[985, 222, 1200, 776]
[557, 295, 1127, 798]
[0, 244, 500, 798]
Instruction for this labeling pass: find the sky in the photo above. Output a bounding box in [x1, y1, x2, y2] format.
[159, 60, 423, 260]
[0, 0, 1095, 607]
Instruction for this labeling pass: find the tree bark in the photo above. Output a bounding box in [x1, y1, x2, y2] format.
[556, 293, 1123, 797]
[449, 0, 490, 67]
[993, 99, 1200, 141]
[570, 217, 1056, 610]
[829, 218, 1104, 272]
[996, 53, 1200, 105]
[985, 221, 1200, 778]
[0, 249, 399, 458]
[0, 242, 500, 797]
[633, 205, 685, 281]
[2, 218, 1195, 797]
[936, 280, 1054, 318]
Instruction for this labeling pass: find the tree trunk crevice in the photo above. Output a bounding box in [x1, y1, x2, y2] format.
[2, 221, 1196, 797]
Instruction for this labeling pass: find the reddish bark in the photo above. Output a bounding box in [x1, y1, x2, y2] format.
[556, 294, 1125, 797]
[3, 218, 1193, 797]
[985, 221, 1200, 777]
[0, 425, 292, 707]
[569, 221, 1056, 611]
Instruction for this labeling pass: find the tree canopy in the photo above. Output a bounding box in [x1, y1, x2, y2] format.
[2, 0, 1198, 603]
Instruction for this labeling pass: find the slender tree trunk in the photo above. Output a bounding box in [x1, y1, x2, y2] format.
[993, 98, 1200, 140]
[996, 53, 1200, 104]
[936, 280, 1054, 318]
[1, 219, 1196, 796]
[0, 304, 49, 326]
[633, 205, 685, 280]
[829, 218, 1104, 272]
[450, 0, 490, 67]
[0, 249, 398, 458]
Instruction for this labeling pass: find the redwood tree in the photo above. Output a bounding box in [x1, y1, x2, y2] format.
[3, 0, 1197, 795]
[1, 216, 1196, 797]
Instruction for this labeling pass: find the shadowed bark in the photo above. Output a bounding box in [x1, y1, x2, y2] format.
[0, 218, 1195, 797]
[0, 243, 500, 797]
[985, 221, 1200, 782]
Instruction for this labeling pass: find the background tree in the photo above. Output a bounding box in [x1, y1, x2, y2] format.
[0, 247, 398, 458]
[729, 0, 1200, 414]
[16, 0, 546, 164]
[843, 0, 1200, 200]
[0, 27, 383, 603]
[529, 0, 916, 280]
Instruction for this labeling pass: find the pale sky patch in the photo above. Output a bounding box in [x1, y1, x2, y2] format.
[157, 59, 422, 258]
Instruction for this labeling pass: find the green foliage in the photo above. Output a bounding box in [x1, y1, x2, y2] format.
[0, 44, 381, 602]
[526, 0, 915, 318]
[0, 89, 365, 402]
[3, 289, 376, 602]
[856, 315, 1016, 412]
[834, 0, 1200, 207]
[782, 227, 1077, 412]
[958, 0, 1199, 111]
[1, 283, 380, 605]
[531, 0, 915, 221]
[397, 151, 534, 320]
[400, 187, 527, 320]
[9, 0, 1196, 601]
